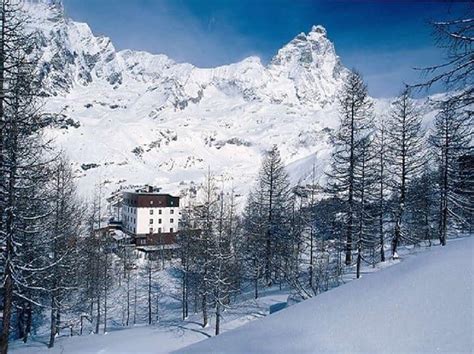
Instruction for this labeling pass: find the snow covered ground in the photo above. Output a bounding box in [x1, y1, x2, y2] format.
[10, 238, 472, 353]
[183, 237, 474, 353]
[10, 286, 288, 354]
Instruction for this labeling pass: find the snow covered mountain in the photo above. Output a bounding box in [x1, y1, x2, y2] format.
[23, 0, 430, 198]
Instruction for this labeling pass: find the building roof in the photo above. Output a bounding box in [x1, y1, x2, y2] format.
[122, 189, 180, 208]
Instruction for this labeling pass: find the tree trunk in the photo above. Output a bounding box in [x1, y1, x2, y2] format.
[254, 260, 259, 299]
[202, 293, 208, 328]
[23, 303, 32, 343]
[126, 271, 130, 326]
[148, 263, 152, 325]
[215, 301, 221, 336]
[95, 294, 101, 334]
[48, 305, 56, 348]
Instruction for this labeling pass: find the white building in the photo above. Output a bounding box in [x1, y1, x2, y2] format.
[121, 186, 180, 246]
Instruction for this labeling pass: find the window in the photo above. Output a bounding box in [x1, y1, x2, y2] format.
[158, 227, 162, 233]
[150, 209, 154, 215]
[149, 228, 154, 234]
[170, 209, 174, 214]
[170, 228, 174, 233]
[159, 219, 162, 224]
[170, 218, 174, 224]
[150, 219, 154, 224]
[159, 209, 162, 215]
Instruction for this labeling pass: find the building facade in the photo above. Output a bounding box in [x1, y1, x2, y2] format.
[121, 187, 180, 246]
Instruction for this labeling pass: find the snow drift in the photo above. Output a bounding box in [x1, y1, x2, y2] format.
[182, 237, 474, 353]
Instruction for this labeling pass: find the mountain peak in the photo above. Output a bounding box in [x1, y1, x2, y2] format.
[310, 25, 327, 36]
[270, 24, 336, 67]
[268, 25, 346, 106]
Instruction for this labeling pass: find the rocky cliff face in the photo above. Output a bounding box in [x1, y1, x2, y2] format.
[26, 1, 346, 106]
[22, 1, 427, 198]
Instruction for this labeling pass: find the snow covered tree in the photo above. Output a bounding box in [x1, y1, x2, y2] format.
[353, 136, 377, 278]
[0, 2, 55, 352]
[373, 117, 389, 262]
[242, 185, 267, 299]
[414, 4, 473, 110]
[47, 156, 85, 348]
[430, 100, 473, 245]
[178, 171, 242, 332]
[386, 89, 426, 257]
[79, 187, 112, 335]
[302, 165, 320, 292]
[406, 166, 438, 246]
[177, 201, 196, 320]
[254, 145, 291, 286]
[326, 69, 374, 265]
[213, 189, 239, 335]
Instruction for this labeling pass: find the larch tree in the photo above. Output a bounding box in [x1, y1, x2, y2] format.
[47, 155, 85, 348]
[196, 169, 219, 328]
[386, 89, 426, 257]
[414, 4, 473, 110]
[430, 100, 472, 245]
[353, 135, 377, 278]
[256, 145, 291, 286]
[242, 185, 266, 299]
[0, 2, 54, 352]
[325, 70, 374, 265]
[373, 117, 389, 262]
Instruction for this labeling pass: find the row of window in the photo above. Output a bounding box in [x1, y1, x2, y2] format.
[125, 206, 177, 214]
[149, 218, 174, 224]
[149, 209, 175, 215]
[124, 206, 136, 214]
[149, 227, 174, 234]
[125, 215, 136, 224]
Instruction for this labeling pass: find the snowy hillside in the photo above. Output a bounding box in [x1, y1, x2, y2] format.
[183, 237, 474, 353]
[10, 238, 472, 353]
[24, 0, 433, 198]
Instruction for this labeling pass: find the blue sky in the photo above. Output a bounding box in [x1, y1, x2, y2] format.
[62, 0, 464, 98]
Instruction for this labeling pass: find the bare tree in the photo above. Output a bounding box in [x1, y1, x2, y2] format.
[47, 155, 84, 348]
[386, 89, 426, 257]
[413, 4, 473, 110]
[326, 70, 374, 265]
[0, 3, 54, 352]
[430, 100, 473, 245]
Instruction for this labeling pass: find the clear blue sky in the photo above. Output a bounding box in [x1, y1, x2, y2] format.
[62, 0, 465, 98]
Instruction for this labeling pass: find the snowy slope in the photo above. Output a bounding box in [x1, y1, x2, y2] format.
[23, 1, 435, 199]
[182, 237, 474, 353]
[10, 238, 473, 354]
